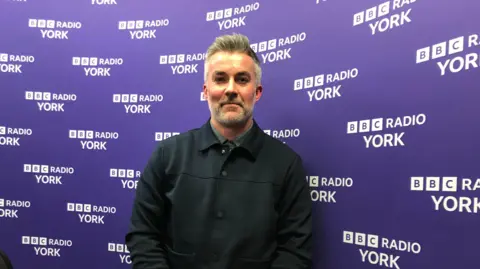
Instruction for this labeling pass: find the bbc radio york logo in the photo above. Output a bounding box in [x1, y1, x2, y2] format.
[343, 230, 422, 269]
[263, 128, 300, 144]
[22, 236, 73, 258]
[155, 132, 180, 142]
[110, 168, 141, 190]
[113, 93, 164, 114]
[347, 113, 427, 148]
[206, 2, 260, 31]
[67, 202, 117, 225]
[68, 129, 119, 151]
[108, 242, 131, 264]
[28, 19, 82, 39]
[118, 19, 169, 40]
[24, 164, 75, 185]
[353, 0, 418, 35]
[0, 53, 35, 74]
[416, 33, 480, 76]
[410, 176, 480, 214]
[0, 125, 33, 147]
[307, 176, 353, 203]
[72, 56, 123, 77]
[159, 52, 205, 75]
[294, 68, 358, 102]
[0, 198, 31, 219]
[251, 32, 307, 65]
[25, 90, 77, 112]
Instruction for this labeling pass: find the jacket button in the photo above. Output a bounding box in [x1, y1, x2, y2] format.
[221, 171, 227, 176]
[216, 211, 224, 218]
[212, 253, 219, 261]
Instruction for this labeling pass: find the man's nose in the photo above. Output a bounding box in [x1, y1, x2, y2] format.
[225, 78, 237, 93]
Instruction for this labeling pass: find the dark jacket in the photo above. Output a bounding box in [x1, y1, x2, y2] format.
[126, 119, 313, 269]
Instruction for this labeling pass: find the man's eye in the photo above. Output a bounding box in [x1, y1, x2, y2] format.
[215, 77, 226, 82]
[238, 77, 249, 83]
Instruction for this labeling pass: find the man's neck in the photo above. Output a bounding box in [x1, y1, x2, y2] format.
[210, 118, 253, 141]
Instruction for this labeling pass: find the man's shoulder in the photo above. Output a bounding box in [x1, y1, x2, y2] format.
[260, 132, 302, 161]
[147, 127, 201, 166]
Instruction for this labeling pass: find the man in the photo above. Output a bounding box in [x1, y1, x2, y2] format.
[126, 33, 313, 269]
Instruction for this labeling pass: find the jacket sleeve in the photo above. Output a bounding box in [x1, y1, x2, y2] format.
[272, 154, 313, 269]
[125, 145, 170, 269]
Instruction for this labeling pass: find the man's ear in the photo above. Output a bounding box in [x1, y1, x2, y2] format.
[255, 85, 263, 101]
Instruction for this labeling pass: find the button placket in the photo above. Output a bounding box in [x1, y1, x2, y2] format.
[218, 145, 230, 177]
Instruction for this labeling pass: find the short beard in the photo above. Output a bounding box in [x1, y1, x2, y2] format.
[216, 111, 250, 128]
[214, 104, 249, 127]
[207, 92, 256, 128]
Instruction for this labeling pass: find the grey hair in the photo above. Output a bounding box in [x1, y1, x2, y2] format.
[204, 33, 262, 86]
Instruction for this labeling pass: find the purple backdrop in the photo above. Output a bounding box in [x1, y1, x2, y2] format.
[1, 0, 479, 268]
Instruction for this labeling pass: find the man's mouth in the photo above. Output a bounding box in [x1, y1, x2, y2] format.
[222, 103, 241, 107]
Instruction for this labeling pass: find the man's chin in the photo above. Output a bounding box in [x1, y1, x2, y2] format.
[216, 114, 248, 127]
[221, 114, 241, 122]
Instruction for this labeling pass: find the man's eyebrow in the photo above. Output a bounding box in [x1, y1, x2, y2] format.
[213, 71, 226, 76]
[236, 72, 250, 77]
[213, 71, 251, 76]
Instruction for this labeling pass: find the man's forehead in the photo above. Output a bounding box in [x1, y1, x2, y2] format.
[208, 52, 254, 73]
[210, 52, 253, 64]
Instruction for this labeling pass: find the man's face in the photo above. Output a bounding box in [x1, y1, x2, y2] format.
[203, 51, 262, 128]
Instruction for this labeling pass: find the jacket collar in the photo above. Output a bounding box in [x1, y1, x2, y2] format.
[197, 118, 264, 160]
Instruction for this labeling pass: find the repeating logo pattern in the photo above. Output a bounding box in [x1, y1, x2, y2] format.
[25, 90, 77, 112]
[0, 1, 478, 269]
[72, 56, 123, 77]
[117, 19, 169, 39]
[206, 2, 260, 30]
[343, 230, 422, 269]
[28, 18, 82, 39]
[0, 53, 35, 73]
[353, 0, 418, 35]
